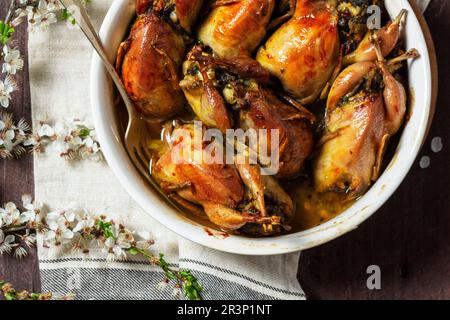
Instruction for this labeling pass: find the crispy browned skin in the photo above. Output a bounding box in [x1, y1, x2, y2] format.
[187, 45, 271, 83]
[240, 90, 314, 179]
[215, 55, 271, 85]
[314, 46, 418, 198]
[257, 0, 340, 104]
[198, 0, 275, 57]
[136, 0, 204, 33]
[180, 47, 298, 228]
[180, 48, 233, 133]
[314, 92, 386, 197]
[154, 152, 245, 209]
[136, 0, 151, 14]
[152, 123, 294, 232]
[117, 13, 186, 120]
[342, 10, 407, 66]
[152, 124, 253, 231]
[181, 46, 314, 179]
[175, 0, 205, 33]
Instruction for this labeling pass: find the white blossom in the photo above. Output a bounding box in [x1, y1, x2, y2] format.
[0, 112, 32, 158]
[13, 246, 28, 259]
[0, 230, 15, 254]
[135, 230, 155, 250]
[23, 230, 37, 248]
[103, 236, 127, 262]
[0, 111, 30, 159]
[19, 209, 36, 224]
[35, 119, 102, 161]
[101, 224, 134, 262]
[22, 193, 43, 213]
[25, 1, 60, 30]
[72, 216, 95, 233]
[44, 210, 75, 246]
[19, 194, 42, 224]
[38, 123, 55, 137]
[0, 202, 21, 226]
[2, 46, 24, 75]
[0, 129, 15, 150]
[0, 75, 16, 108]
[23, 135, 39, 146]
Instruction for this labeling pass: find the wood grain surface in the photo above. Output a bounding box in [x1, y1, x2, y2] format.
[298, 0, 448, 300]
[0, 3, 40, 294]
[0, 1, 448, 299]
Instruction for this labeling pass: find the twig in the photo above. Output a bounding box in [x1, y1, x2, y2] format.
[4, 0, 17, 25]
[2, 226, 28, 233]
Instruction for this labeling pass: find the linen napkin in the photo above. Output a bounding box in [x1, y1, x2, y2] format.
[30, 0, 430, 300]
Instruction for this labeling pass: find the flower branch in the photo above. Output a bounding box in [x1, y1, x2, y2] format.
[1, 0, 91, 110]
[0, 280, 74, 300]
[1, 111, 102, 160]
[0, 195, 203, 300]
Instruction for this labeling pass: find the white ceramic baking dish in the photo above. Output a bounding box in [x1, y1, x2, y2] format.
[91, 0, 435, 255]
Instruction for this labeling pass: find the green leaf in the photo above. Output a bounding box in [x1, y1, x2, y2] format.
[0, 21, 14, 45]
[96, 220, 114, 239]
[128, 247, 139, 255]
[61, 9, 71, 21]
[180, 270, 202, 300]
[30, 293, 40, 300]
[4, 292, 16, 300]
[79, 128, 91, 138]
[61, 9, 77, 25]
[158, 254, 177, 280]
[183, 282, 201, 300]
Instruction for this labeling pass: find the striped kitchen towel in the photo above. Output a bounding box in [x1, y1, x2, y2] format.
[30, 0, 430, 300]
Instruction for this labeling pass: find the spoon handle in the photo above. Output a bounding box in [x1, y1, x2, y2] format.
[59, 0, 136, 117]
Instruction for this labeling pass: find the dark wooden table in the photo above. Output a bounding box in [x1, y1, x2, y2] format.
[0, 3, 40, 294]
[299, 0, 449, 300]
[1, 1, 449, 299]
